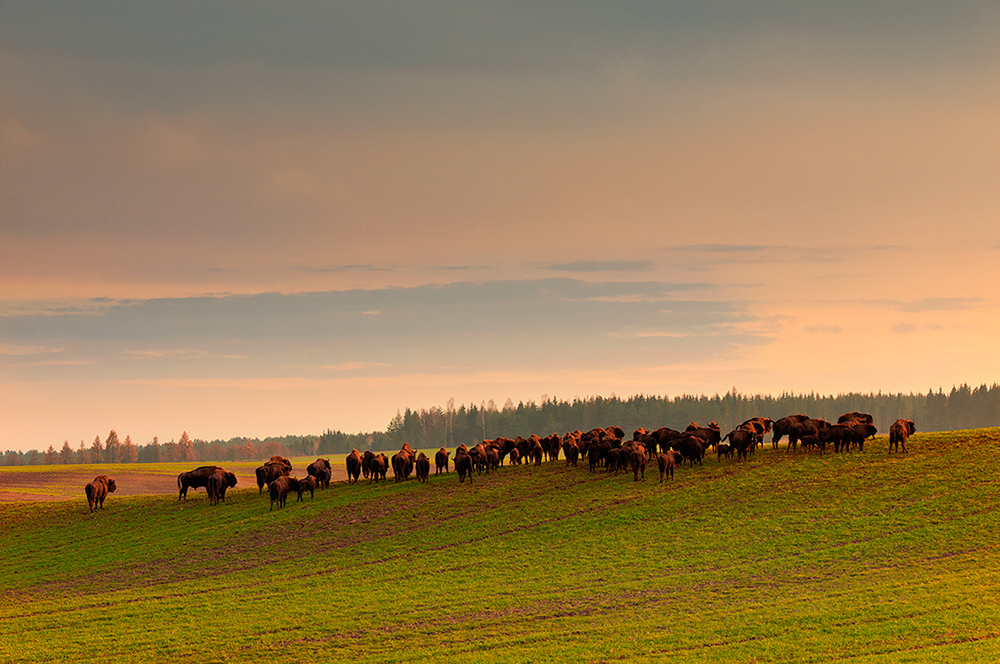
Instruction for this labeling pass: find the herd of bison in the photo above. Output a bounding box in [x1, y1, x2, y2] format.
[82, 413, 918, 513]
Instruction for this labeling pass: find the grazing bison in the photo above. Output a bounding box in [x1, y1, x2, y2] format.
[657, 453, 675, 483]
[308, 458, 333, 488]
[84, 475, 117, 513]
[508, 448, 521, 465]
[416, 452, 431, 483]
[798, 434, 825, 454]
[269, 476, 299, 510]
[207, 469, 237, 505]
[435, 447, 450, 474]
[268, 455, 292, 472]
[296, 475, 318, 501]
[344, 451, 362, 484]
[178, 466, 227, 501]
[255, 461, 289, 495]
[889, 419, 916, 453]
[674, 433, 707, 466]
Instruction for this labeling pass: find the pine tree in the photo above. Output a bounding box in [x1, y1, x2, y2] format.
[59, 440, 74, 464]
[90, 435, 103, 464]
[44, 445, 57, 465]
[177, 431, 195, 462]
[121, 435, 138, 463]
[104, 429, 121, 464]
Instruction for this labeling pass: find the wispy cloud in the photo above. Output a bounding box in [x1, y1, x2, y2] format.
[545, 260, 655, 273]
[892, 323, 916, 334]
[804, 325, 843, 334]
[124, 349, 246, 360]
[891, 297, 985, 313]
[0, 343, 65, 356]
[294, 265, 392, 273]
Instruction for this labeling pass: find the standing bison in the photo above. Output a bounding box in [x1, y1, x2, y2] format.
[255, 461, 289, 495]
[308, 458, 333, 488]
[889, 419, 916, 453]
[269, 476, 300, 510]
[435, 448, 450, 474]
[344, 451, 362, 484]
[84, 475, 117, 513]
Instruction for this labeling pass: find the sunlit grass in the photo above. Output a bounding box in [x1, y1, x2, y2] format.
[2, 431, 1000, 662]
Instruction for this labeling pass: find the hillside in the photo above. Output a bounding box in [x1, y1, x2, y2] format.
[2, 430, 1000, 663]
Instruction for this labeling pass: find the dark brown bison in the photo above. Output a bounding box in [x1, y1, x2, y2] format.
[789, 418, 829, 453]
[674, 433, 707, 466]
[178, 466, 227, 501]
[269, 476, 299, 510]
[889, 419, 915, 453]
[416, 452, 431, 483]
[268, 455, 292, 472]
[684, 422, 722, 453]
[369, 453, 389, 483]
[771, 414, 810, 448]
[308, 458, 333, 487]
[625, 443, 647, 481]
[657, 453, 675, 483]
[562, 439, 579, 467]
[799, 434, 825, 454]
[843, 423, 878, 452]
[722, 427, 755, 462]
[344, 451, 362, 484]
[207, 469, 237, 505]
[838, 411, 874, 425]
[362, 450, 374, 479]
[296, 475, 318, 501]
[716, 443, 734, 462]
[84, 475, 117, 513]
[454, 446, 474, 484]
[508, 448, 521, 465]
[435, 447, 450, 474]
[255, 461, 289, 495]
[392, 449, 414, 482]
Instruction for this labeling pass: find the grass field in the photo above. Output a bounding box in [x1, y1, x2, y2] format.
[2, 431, 1000, 663]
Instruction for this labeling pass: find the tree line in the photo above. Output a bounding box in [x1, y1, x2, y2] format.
[4, 384, 1000, 466]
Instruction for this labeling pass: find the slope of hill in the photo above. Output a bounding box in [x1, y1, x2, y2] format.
[2, 431, 1000, 662]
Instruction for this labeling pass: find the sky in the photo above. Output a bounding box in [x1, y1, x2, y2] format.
[3, 2, 1000, 451]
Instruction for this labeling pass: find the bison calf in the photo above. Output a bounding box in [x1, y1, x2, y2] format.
[296, 475, 318, 501]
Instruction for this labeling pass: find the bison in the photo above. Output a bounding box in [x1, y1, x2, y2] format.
[269, 476, 299, 510]
[84, 475, 117, 513]
[309, 458, 334, 487]
[657, 453, 675, 483]
[889, 419, 915, 453]
[178, 466, 227, 501]
[435, 447, 450, 474]
[207, 469, 237, 505]
[255, 461, 289, 495]
[416, 452, 431, 483]
[296, 475, 318, 501]
[369, 453, 389, 483]
[344, 451, 362, 484]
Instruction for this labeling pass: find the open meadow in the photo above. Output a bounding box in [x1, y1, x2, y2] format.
[3, 430, 1000, 663]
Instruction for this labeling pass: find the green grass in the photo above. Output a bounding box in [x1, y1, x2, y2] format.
[3, 432, 1000, 662]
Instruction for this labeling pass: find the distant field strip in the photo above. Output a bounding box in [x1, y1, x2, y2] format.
[2, 431, 1000, 662]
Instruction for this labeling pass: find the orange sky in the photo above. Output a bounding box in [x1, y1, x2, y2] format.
[3, 3, 1000, 451]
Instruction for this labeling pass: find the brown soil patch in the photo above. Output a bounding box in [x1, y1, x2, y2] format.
[0, 462, 348, 502]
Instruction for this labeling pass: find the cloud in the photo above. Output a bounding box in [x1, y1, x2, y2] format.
[667, 244, 779, 254]
[804, 325, 843, 334]
[892, 297, 985, 313]
[294, 265, 391, 273]
[892, 323, 916, 334]
[0, 343, 65, 356]
[546, 260, 655, 273]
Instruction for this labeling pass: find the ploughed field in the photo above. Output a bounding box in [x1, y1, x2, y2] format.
[3, 430, 1000, 663]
